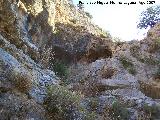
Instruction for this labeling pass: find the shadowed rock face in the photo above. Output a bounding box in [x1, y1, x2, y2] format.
[52, 23, 113, 64]
[53, 39, 112, 64]
[86, 45, 112, 63]
[0, 0, 112, 65]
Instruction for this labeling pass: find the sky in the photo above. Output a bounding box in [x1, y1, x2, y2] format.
[72, 0, 160, 41]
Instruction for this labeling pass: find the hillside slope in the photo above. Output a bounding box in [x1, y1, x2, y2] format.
[0, 0, 160, 120]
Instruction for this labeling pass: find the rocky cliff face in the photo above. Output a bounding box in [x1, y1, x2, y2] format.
[68, 23, 160, 119]
[0, 0, 112, 119]
[1, 0, 160, 120]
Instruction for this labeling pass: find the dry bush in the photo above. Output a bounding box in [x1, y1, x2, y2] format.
[139, 81, 160, 99]
[8, 69, 32, 93]
[99, 66, 116, 79]
[71, 77, 108, 97]
[110, 101, 130, 120]
[137, 111, 151, 120]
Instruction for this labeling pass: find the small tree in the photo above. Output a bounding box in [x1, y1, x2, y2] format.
[137, 5, 160, 29]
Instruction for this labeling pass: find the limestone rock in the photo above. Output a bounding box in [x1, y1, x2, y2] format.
[0, 35, 59, 103]
[0, 91, 46, 120]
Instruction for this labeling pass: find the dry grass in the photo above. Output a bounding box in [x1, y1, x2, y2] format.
[8, 69, 32, 93]
[99, 67, 116, 79]
[71, 77, 109, 97]
[139, 81, 160, 99]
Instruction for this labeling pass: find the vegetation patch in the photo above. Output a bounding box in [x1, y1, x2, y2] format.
[149, 38, 160, 53]
[71, 78, 109, 97]
[119, 56, 137, 75]
[44, 85, 97, 120]
[130, 45, 159, 65]
[108, 101, 130, 120]
[84, 111, 97, 120]
[8, 70, 32, 93]
[100, 67, 115, 79]
[100, 34, 107, 38]
[130, 45, 140, 57]
[50, 60, 69, 84]
[85, 12, 93, 19]
[143, 103, 160, 119]
[44, 85, 82, 120]
[143, 57, 160, 65]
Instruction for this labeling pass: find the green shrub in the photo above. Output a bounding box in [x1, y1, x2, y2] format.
[143, 103, 160, 119]
[44, 85, 97, 120]
[128, 67, 137, 75]
[51, 60, 69, 79]
[109, 101, 130, 120]
[44, 85, 82, 120]
[50, 60, 70, 85]
[119, 56, 137, 75]
[120, 56, 133, 68]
